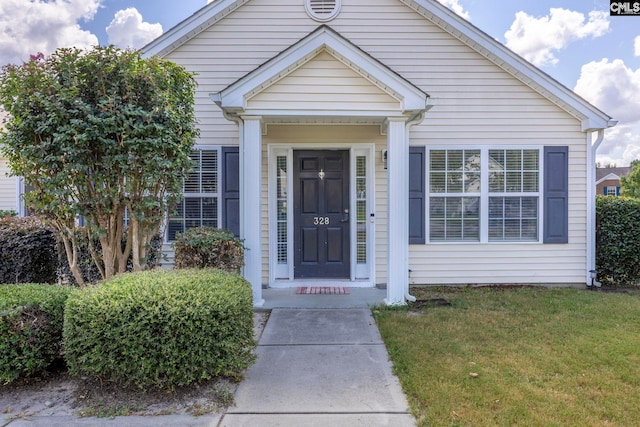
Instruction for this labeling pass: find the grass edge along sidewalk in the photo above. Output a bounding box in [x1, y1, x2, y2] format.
[373, 287, 640, 427]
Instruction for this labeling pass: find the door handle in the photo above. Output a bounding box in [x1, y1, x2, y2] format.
[340, 209, 349, 223]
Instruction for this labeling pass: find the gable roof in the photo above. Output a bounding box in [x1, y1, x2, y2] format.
[142, 0, 616, 132]
[210, 25, 429, 120]
[596, 167, 632, 184]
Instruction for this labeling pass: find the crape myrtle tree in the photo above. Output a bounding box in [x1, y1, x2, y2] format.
[0, 47, 198, 286]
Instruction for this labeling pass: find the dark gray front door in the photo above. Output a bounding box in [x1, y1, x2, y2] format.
[293, 150, 350, 278]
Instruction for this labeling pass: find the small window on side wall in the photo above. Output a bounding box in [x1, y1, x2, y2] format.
[605, 186, 619, 196]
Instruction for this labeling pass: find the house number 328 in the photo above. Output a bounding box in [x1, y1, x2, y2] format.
[313, 217, 330, 225]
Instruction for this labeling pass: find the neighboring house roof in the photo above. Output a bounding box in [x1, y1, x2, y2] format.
[142, 0, 616, 132]
[596, 167, 632, 185]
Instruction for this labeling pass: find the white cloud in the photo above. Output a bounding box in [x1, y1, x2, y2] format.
[106, 8, 163, 50]
[436, 0, 470, 20]
[505, 8, 609, 67]
[635, 35, 640, 56]
[575, 58, 640, 124]
[575, 58, 640, 166]
[0, 0, 100, 66]
[595, 125, 640, 167]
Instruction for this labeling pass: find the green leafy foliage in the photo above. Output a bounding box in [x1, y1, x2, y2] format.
[0, 47, 198, 284]
[0, 210, 17, 218]
[63, 269, 256, 390]
[174, 227, 245, 273]
[0, 217, 58, 284]
[596, 196, 640, 286]
[621, 160, 640, 198]
[0, 284, 73, 384]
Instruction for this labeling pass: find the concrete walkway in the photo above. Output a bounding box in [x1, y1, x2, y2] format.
[3, 291, 415, 426]
[220, 308, 415, 426]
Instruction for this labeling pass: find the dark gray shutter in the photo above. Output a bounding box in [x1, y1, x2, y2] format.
[409, 146, 425, 244]
[221, 147, 240, 237]
[543, 146, 568, 244]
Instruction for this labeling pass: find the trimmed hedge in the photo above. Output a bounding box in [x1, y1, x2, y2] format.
[174, 227, 244, 273]
[596, 196, 640, 286]
[0, 217, 58, 284]
[0, 284, 73, 384]
[63, 269, 256, 390]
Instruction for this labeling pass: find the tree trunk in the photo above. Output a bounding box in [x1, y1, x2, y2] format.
[59, 228, 85, 287]
[86, 229, 106, 280]
[117, 209, 131, 274]
[101, 238, 117, 279]
[131, 217, 144, 272]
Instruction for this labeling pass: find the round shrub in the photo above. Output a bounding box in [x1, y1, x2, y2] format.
[173, 227, 244, 273]
[63, 269, 256, 390]
[0, 284, 73, 384]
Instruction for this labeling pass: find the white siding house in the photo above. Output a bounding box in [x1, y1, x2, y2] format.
[0, 158, 18, 213]
[0, 109, 19, 214]
[1, 0, 613, 305]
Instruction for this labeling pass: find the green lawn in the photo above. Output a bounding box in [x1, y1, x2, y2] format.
[373, 287, 640, 427]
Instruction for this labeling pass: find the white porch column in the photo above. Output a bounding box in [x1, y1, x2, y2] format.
[385, 117, 409, 305]
[241, 116, 264, 307]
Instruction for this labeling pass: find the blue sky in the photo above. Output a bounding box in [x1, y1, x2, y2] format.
[1, 0, 639, 166]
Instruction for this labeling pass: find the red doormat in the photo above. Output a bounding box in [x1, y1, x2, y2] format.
[296, 286, 350, 295]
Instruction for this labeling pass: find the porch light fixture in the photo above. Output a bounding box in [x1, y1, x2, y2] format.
[382, 149, 388, 170]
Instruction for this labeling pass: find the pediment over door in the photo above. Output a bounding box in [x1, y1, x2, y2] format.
[247, 50, 402, 115]
[211, 25, 430, 124]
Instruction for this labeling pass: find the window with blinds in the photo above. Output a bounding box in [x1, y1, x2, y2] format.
[429, 149, 481, 241]
[276, 156, 288, 264]
[428, 148, 541, 243]
[488, 149, 539, 241]
[167, 149, 220, 241]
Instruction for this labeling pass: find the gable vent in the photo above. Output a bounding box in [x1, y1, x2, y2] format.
[305, 0, 341, 22]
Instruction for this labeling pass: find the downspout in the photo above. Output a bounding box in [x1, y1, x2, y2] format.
[587, 129, 605, 284]
[404, 110, 427, 303]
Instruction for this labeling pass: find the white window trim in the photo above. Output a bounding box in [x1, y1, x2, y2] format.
[426, 146, 545, 244]
[164, 145, 222, 243]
